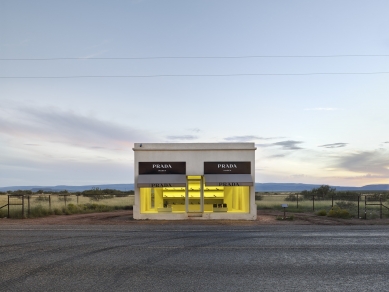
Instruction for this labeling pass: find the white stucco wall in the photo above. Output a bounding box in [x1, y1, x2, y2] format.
[133, 143, 257, 220]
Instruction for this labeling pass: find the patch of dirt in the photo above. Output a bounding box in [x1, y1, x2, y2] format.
[1, 210, 389, 226]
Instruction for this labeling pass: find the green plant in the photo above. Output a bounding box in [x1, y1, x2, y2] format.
[284, 194, 302, 202]
[65, 203, 79, 215]
[53, 208, 63, 215]
[28, 205, 53, 218]
[255, 193, 263, 200]
[327, 206, 351, 219]
[335, 201, 356, 210]
[316, 209, 327, 216]
[35, 195, 50, 202]
[58, 196, 72, 202]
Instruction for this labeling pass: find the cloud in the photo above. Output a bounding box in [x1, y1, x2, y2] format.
[344, 174, 388, 179]
[290, 174, 307, 178]
[0, 106, 153, 149]
[384, 141, 389, 144]
[188, 128, 201, 133]
[319, 143, 348, 148]
[225, 135, 284, 142]
[304, 108, 339, 111]
[334, 150, 389, 174]
[257, 140, 304, 150]
[268, 154, 287, 158]
[166, 135, 198, 140]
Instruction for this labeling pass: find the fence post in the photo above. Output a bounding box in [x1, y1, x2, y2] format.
[332, 196, 334, 208]
[297, 193, 299, 209]
[312, 195, 315, 211]
[49, 195, 51, 210]
[22, 196, 25, 218]
[28, 195, 31, 218]
[8, 195, 10, 218]
[357, 195, 360, 219]
[380, 195, 382, 219]
[364, 195, 367, 219]
[64, 195, 67, 207]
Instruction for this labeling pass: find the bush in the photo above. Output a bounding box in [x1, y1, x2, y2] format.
[316, 209, 327, 216]
[58, 195, 72, 202]
[336, 201, 356, 210]
[255, 193, 263, 201]
[35, 195, 50, 202]
[53, 208, 63, 215]
[29, 205, 53, 218]
[327, 206, 351, 219]
[284, 194, 302, 202]
[366, 194, 388, 202]
[65, 203, 79, 215]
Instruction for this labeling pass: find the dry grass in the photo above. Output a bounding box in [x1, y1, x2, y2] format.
[0, 194, 134, 218]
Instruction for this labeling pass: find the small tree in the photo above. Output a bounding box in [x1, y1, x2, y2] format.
[312, 185, 336, 200]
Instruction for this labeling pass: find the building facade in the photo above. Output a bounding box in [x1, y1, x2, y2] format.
[133, 143, 257, 220]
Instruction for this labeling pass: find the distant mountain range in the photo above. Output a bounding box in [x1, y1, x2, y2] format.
[0, 183, 388, 192]
[255, 183, 389, 192]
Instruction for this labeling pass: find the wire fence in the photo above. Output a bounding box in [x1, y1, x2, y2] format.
[0, 194, 134, 219]
[256, 192, 389, 219]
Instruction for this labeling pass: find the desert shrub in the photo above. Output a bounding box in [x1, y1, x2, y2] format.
[0, 209, 7, 217]
[328, 206, 351, 219]
[316, 209, 327, 216]
[81, 203, 113, 212]
[255, 193, 263, 201]
[65, 203, 80, 215]
[336, 201, 356, 210]
[335, 191, 360, 201]
[53, 208, 63, 215]
[29, 205, 53, 218]
[35, 195, 50, 202]
[58, 195, 72, 202]
[366, 193, 388, 202]
[114, 193, 130, 197]
[284, 194, 302, 202]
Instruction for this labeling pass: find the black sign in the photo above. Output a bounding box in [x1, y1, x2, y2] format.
[204, 162, 251, 174]
[139, 162, 186, 175]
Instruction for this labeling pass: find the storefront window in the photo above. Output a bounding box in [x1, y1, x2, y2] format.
[204, 186, 249, 213]
[140, 187, 186, 213]
[140, 178, 250, 214]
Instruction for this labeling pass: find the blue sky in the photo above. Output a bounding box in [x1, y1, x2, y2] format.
[1, 0, 389, 187]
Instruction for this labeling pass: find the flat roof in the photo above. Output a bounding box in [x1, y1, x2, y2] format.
[133, 143, 256, 151]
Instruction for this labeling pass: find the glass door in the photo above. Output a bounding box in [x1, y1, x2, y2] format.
[186, 176, 204, 213]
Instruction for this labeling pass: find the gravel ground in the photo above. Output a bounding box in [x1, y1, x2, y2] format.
[1, 210, 389, 226]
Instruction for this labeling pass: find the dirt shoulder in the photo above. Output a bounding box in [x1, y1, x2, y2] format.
[1, 210, 389, 226]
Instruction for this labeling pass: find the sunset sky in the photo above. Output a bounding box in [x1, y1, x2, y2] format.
[1, 0, 389, 187]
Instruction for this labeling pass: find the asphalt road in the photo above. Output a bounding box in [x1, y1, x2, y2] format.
[1, 225, 389, 292]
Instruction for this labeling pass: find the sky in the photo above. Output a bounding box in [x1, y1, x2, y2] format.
[1, 0, 389, 187]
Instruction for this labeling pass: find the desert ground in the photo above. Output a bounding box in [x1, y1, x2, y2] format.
[2, 210, 389, 226]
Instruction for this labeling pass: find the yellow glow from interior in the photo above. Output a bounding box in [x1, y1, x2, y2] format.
[187, 175, 202, 180]
[139, 179, 250, 214]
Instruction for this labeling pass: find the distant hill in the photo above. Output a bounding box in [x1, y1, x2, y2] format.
[0, 184, 134, 192]
[0, 183, 388, 192]
[255, 183, 389, 192]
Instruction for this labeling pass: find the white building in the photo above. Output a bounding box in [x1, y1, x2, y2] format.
[133, 143, 257, 220]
